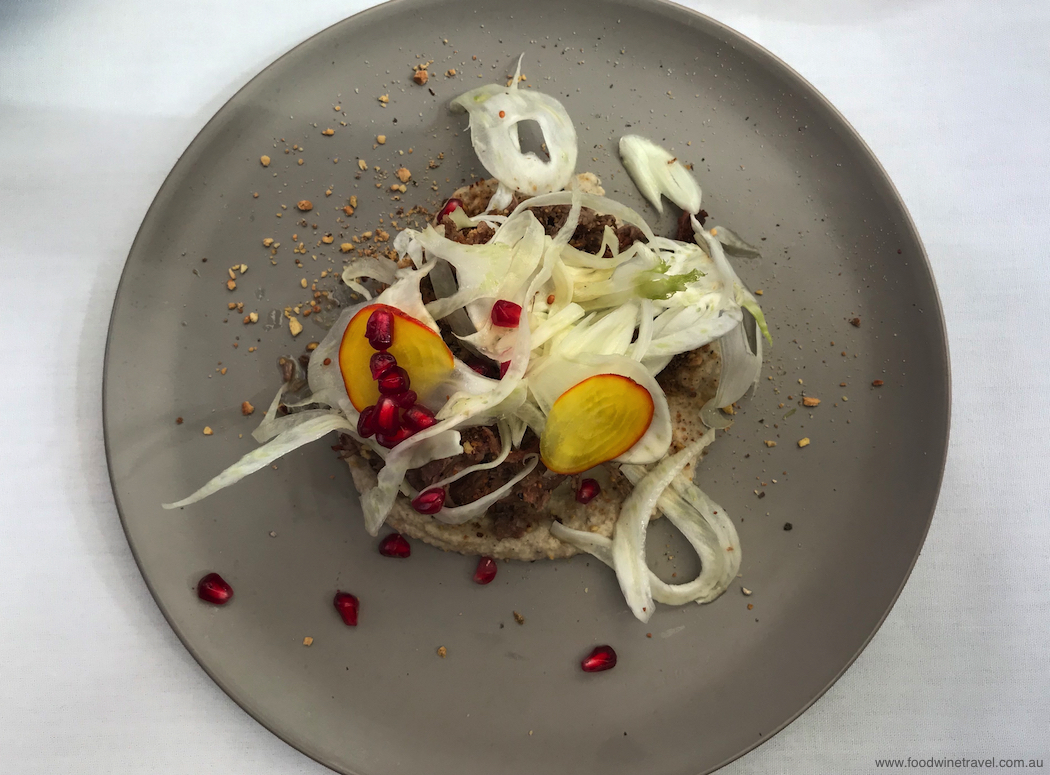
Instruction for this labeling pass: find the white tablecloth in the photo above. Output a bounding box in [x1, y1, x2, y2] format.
[2, 0, 1047, 772]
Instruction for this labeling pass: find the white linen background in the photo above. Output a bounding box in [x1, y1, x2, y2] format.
[1, 0, 1047, 772]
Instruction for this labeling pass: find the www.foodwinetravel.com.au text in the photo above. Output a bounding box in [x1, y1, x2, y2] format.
[875, 758, 1044, 770]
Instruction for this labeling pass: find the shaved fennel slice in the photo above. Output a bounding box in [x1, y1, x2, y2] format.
[341, 256, 399, 300]
[402, 421, 513, 497]
[447, 206, 507, 230]
[450, 73, 578, 197]
[619, 135, 702, 215]
[700, 313, 763, 430]
[530, 302, 585, 349]
[667, 473, 741, 593]
[513, 399, 547, 436]
[558, 462, 737, 607]
[709, 225, 761, 259]
[609, 430, 716, 621]
[252, 382, 289, 443]
[163, 413, 356, 509]
[630, 298, 655, 362]
[433, 455, 539, 525]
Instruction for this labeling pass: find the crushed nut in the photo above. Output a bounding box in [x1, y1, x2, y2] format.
[260, 155, 270, 167]
[262, 237, 274, 247]
[202, 426, 214, 436]
[378, 94, 389, 104]
[288, 317, 303, 337]
[322, 128, 334, 136]
[248, 311, 259, 323]
[764, 440, 777, 447]
[446, 68, 457, 77]
[376, 134, 386, 145]
[242, 401, 255, 416]
[306, 341, 319, 351]
[297, 200, 313, 212]
[850, 317, 861, 327]
[872, 379, 884, 387]
[513, 611, 525, 625]
[340, 242, 353, 253]
[358, 159, 367, 171]
[802, 396, 821, 407]
[303, 636, 314, 646]
[797, 437, 811, 448]
[742, 587, 752, 596]
[343, 205, 355, 216]
[413, 69, 429, 85]
[437, 646, 447, 658]
[226, 279, 236, 291]
[395, 167, 411, 183]
[176, 417, 184, 424]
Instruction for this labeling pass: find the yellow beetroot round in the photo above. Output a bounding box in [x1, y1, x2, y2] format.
[540, 374, 655, 474]
[339, 304, 454, 411]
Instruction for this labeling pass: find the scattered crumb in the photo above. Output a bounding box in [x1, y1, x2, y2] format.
[322, 234, 334, 244]
[322, 128, 334, 136]
[850, 317, 861, 327]
[797, 437, 811, 448]
[378, 94, 389, 104]
[176, 417, 184, 425]
[783, 522, 793, 531]
[262, 237, 274, 247]
[755, 289, 764, 295]
[446, 68, 457, 77]
[747, 603, 754, 610]
[306, 341, 319, 351]
[413, 69, 429, 85]
[358, 159, 368, 171]
[303, 636, 314, 647]
[646, 633, 652, 638]
[763, 440, 776, 447]
[872, 379, 884, 387]
[202, 426, 213, 436]
[340, 243, 353, 253]
[802, 396, 821, 407]
[377, 134, 387, 145]
[437, 646, 447, 658]
[260, 155, 270, 167]
[297, 200, 313, 212]
[288, 317, 303, 337]
[241, 401, 255, 416]
[226, 279, 236, 291]
[742, 587, 752, 596]
[395, 167, 411, 183]
[513, 611, 525, 625]
[248, 311, 259, 323]
[297, 158, 304, 165]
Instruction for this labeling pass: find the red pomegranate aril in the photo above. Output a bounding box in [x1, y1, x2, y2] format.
[357, 405, 377, 438]
[365, 308, 394, 350]
[333, 591, 359, 626]
[378, 532, 411, 558]
[375, 426, 414, 448]
[374, 395, 401, 434]
[411, 488, 446, 514]
[491, 299, 522, 328]
[377, 366, 411, 395]
[581, 645, 617, 673]
[197, 572, 233, 605]
[394, 390, 418, 408]
[473, 556, 498, 585]
[576, 478, 601, 504]
[369, 351, 397, 379]
[436, 197, 465, 222]
[467, 358, 499, 379]
[403, 404, 436, 431]
[499, 360, 511, 379]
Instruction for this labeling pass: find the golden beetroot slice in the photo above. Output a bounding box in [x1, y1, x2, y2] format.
[540, 374, 654, 475]
[339, 304, 454, 411]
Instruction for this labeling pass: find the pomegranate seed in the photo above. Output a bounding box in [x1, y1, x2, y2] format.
[411, 488, 446, 514]
[499, 360, 511, 379]
[394, 390, 418, 408]
[375, 427, 414, 448]
[374, 395, 401, 434]
[357, 405, 377, 438]
[581, 645, 617, 673]
[197, 572, 233, 605]
[377, 366, 411, 395]
[576, 478, 601, 504]
[365, 308, 394, 350]
[436, 197, 464, 222]
[333, 591, 359, 626]
[467, 358, 499, 379]
[473, 556, 498, 585]
[369, 351, 397, 379]
[403, 404, 436, 431]
[491, 300, 522, 327]
[378, 532, 411, 558]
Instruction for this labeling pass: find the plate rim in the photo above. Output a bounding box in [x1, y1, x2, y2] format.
[102, 1, 952, 772]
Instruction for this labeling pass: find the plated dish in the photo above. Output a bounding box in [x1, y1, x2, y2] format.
[104, 2, 949, 773]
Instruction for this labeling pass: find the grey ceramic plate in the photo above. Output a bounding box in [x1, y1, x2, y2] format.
[104, 1, 949, 773]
